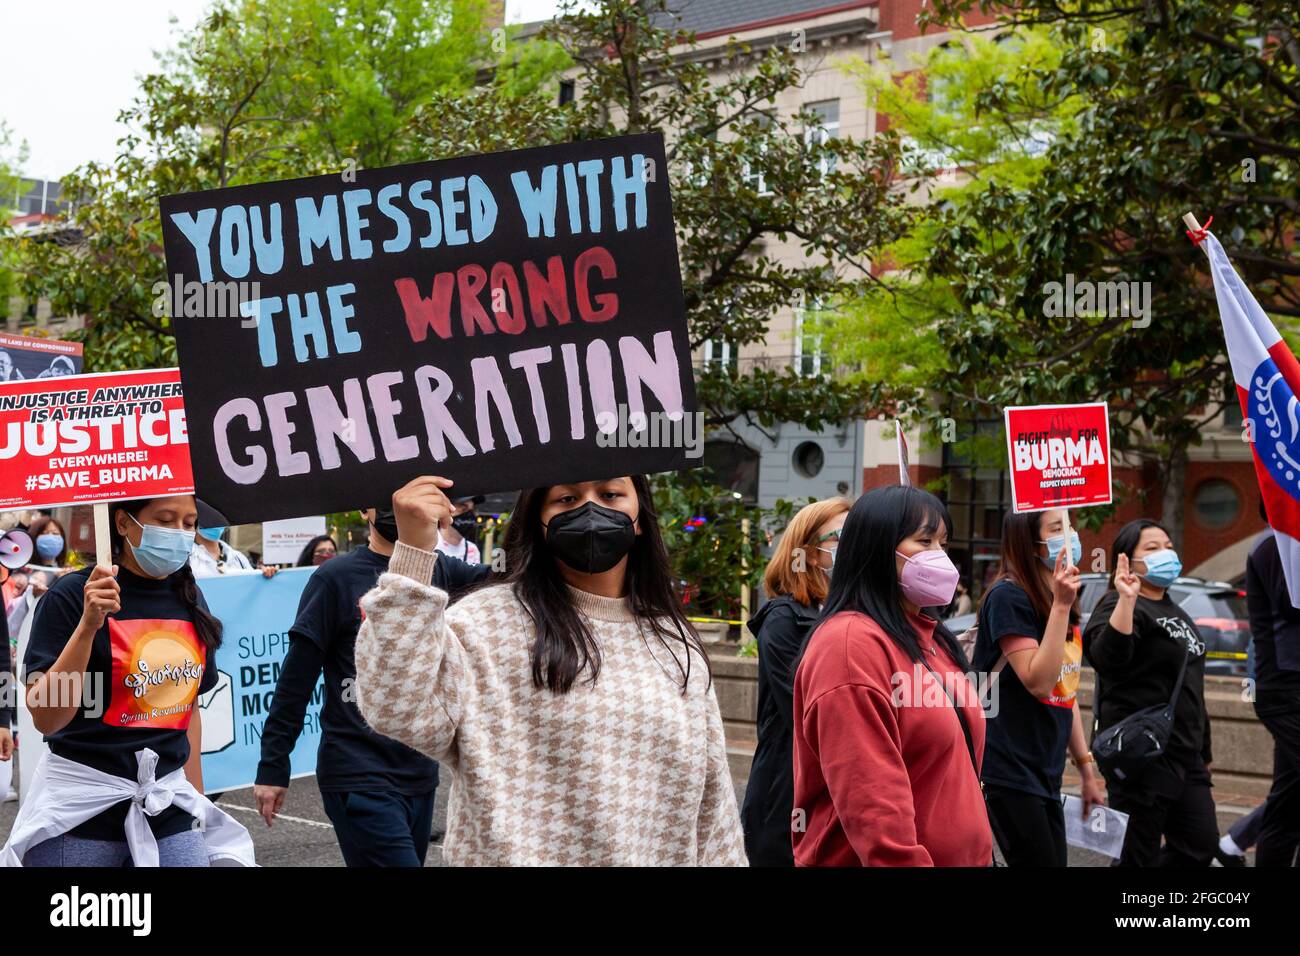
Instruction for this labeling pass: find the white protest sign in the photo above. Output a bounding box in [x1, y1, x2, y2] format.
[262, 516, 327, 565]
[1062, 795, 1129, 858]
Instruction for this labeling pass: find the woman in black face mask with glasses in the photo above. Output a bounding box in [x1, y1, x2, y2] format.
[352, 473, 746, 866]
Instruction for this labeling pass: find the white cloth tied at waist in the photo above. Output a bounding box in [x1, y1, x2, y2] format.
[0, 747, 256, 867]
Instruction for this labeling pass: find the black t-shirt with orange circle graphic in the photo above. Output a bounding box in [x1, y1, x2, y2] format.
[974, 579, 1080, 800]
[25, 566, 218, 840]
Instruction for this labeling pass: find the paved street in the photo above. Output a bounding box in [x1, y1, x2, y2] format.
[0, 752, 1259, 866]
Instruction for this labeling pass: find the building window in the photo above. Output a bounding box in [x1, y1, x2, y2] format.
[792, 441, 825, 479]
[1193, 479, 1241, 530]
[702, 439, 760, 503]
[1223, 385, 1244, 431]
[742, 113, 773, 195]
[941, 416, 1011, 600]
[702, 338, 738, 372]
[687, 128, 716, 188]
[558, 79, 575, 106]
[804, 100, 840, 176]
[793, 299, 828, 377]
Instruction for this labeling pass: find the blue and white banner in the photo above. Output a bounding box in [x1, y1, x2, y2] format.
[196, 567, 321, 792]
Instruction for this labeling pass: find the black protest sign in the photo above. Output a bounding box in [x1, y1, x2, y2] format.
[159, 133, 697, 523]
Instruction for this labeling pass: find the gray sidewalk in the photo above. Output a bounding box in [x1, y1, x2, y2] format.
[0, 760, 1256, 867]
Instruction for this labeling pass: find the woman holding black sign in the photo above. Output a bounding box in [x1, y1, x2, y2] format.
[1083, 519, 1217, 867]
[352, 473, 746, 866]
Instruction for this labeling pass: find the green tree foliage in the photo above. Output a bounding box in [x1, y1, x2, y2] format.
[0, 121, 28, 305]
[15, 0, 911, 431]
[822, 29, 1084, 462]
[653, 470, 799, 621]
[8, 0, 915, 608]
[824, 0, 1299, 543]
[401, 0, 915, 431]
[10, 0, 560, 369]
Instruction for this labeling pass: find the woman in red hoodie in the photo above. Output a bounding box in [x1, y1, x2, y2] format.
[792, 485, 995, 866]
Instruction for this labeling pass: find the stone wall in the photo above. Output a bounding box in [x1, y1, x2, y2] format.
[709, 647, 1272, 803]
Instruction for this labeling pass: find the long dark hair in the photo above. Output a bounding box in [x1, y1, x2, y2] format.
[984, 510, 1079, 625]
[109, 498, 223, 652]
[296, 535, 337, 567]
[1109, 518, 1166, 588]
[805, 485, 967, 667]
[497, 474, 706, 694]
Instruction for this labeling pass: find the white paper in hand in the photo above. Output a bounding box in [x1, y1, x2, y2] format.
[1062, 795, 1128, 859]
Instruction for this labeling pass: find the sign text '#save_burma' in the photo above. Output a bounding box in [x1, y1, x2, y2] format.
[159, 133, 697, 523]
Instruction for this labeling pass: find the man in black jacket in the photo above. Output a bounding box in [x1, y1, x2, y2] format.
[1245, 527, 1300, 866]
[253, 507, 491, 866]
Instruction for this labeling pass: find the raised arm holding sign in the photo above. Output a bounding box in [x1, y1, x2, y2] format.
[160, 133, 697, 524]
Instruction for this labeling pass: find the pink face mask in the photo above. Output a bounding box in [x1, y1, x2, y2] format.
[895, 549, 960, 608]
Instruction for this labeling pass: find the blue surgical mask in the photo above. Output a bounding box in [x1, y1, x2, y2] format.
[1038, 531, 1082, 569]
[35, 533, 64, 560]
[126, 514, 194, 578]
[1138, 549, 1182, 588]
[198, 526, 226, 542]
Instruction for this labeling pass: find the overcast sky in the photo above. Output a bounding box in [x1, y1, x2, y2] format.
[1, 0, 564, 181]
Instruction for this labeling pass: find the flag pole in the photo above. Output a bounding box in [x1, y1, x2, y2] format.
[93, 502, 111, 567]
[1183, 211, 1213, 253]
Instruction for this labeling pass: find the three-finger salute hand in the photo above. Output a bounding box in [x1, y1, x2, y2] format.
[1051, 547, 1081, 608]
[81, 564, 121, 631]
[1115, 553, 1141, 601]
[392, 476, 455, 552]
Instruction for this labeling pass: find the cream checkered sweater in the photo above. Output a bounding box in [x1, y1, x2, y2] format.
[354, 542, 747, 866]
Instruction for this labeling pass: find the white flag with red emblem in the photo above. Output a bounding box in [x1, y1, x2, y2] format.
[1199, 229, 1300, 607]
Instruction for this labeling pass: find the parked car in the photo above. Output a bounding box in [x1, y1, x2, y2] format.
[944, 574, 1250, 677]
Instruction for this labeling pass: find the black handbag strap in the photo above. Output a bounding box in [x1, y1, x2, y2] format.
[918, 654, 981, 780]
[919, 650, 998, 867]
[1163, 642, 1193, 716]
[1093, 627, 1194, 733]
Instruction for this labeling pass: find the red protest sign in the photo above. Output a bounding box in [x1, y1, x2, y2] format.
[1003, 402, 1112, 513]
[0, 368, 194, 511]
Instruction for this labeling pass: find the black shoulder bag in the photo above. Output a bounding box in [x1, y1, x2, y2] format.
[1091, 644, 1191, 783]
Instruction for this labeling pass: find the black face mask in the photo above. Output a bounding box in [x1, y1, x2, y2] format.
[544, 501, 637, 574]
[371, 508, 400, 544]
[451, 514, 477, 539]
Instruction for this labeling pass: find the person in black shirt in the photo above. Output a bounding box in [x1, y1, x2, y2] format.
[1245, 528, 1300, 866]
[1084, 519, 1216, 867]
[742, 497, 848, 866]
[20, 495, 224, 866]
[975, 508, 1105, 866]
[253, 506, 490, 866]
